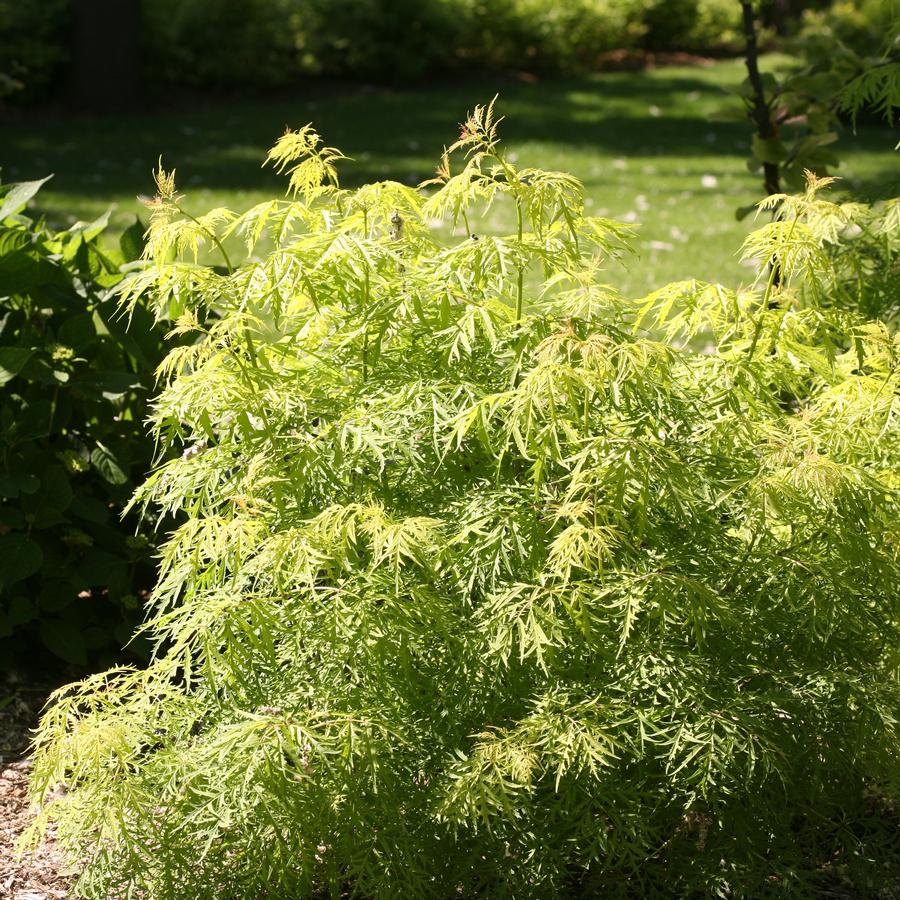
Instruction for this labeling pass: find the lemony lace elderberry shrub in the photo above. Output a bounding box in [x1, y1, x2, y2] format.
[30, 104, 899, 898]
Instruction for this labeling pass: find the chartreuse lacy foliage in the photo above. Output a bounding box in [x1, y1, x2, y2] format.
[30, 103, 899, 898]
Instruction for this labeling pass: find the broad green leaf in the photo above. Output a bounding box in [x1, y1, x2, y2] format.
[0, 225, 32, 258]
[76, 370, 141, 401]
[8, 594, 35, 627]
[0, 175, 53, 221]
[95, 295, 163, 369]
[0, 347, 34, 385]
[40, 618, 87, 665]
[70, 494, 111, 524]
[78, 549, 128, 590]
[751, 135, 788, 164]
[0, 533, 43, 589]
[119, 217, 147, 262]
[64, 210, 111, 251]
[22, 465, 74, 528]
[59, 312, 98, 350]
[0, 472, 40, 498]
[91, 442, 128, 485]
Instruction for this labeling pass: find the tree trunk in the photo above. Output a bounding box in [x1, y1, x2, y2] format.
[739, 0, 780, 198]
[69, 0, 141, 112]
[740, 0, 782, 290]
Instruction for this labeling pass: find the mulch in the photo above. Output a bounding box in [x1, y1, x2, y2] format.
[594, 49, 720, 70]
[1, 675, 73, 899]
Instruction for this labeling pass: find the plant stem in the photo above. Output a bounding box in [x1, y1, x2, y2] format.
[302, 274, 322, 314]
[740, 1, 780, 200]
[174, 203, 233, 274]
[747, 256, 781, 361]
[362, 208, 370, 381]
[515, 198, 524, 321]
[740, 1, 784, 289]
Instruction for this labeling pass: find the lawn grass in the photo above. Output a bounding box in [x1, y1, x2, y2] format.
[3, 56, 897, 296]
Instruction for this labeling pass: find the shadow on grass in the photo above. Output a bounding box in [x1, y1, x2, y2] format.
[3, 67, 896, 220]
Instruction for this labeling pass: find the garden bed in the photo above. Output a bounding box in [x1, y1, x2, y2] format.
[1, 677, 72, 899]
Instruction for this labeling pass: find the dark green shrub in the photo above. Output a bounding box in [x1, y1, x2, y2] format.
[142, 0, 301, 90]
[0, 0, 69, 102]
[293, 0, 462, 81]
[30, 108, 899, 897]
[455, 0, 647, 72]
[800, 0, 900, 58]
[0, 177, 166, 667]
[0, 0, 804, 104]
[642, 0, 743, 52]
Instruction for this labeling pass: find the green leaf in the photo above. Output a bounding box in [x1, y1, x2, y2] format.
[119, 217, 147, 263]
[37, 580, 78, 613]
[805, 109, 833, 132]
[22, 466, 74, 528]
[759, 73, 778, 95]
[78, 550, 128, 591]
[751, 135, 788, 164]
[70, 494, 111, 524]
[95, 295, 163, 370]
[59, 313, 98, 350]
[801, 148, 840, 169]
[735, 203, 759, 222]
[40, 618, 87, 665]
[0, 473, 40, 498]
[91, 442, 128, 485]
[81, 371, 141, 401]
[21, 356, 64, 386]
[7, 398, 54, 442]
[785, 72, 843, 100]
[0, 175, 53, 221]
[82, 625, 111, 650]
[8, 594, 35, 627]
[733, 77, 756, 100]
[0, 506, 25, 530]
[0, 225, 32, 258]
[0, 347, 35, 385]
[0, 533, 43, 590]
[797, 131, 839, 151]
[0, 232, 62, 296]
[66, 209, 111, 245]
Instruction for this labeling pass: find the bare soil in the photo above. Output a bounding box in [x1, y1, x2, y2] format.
[1, 676, 73, 899]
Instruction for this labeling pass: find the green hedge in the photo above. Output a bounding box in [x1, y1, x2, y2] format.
[800, 0, 900, 56]
[2, 0, 750, 102]
[0, 0, 69, 101]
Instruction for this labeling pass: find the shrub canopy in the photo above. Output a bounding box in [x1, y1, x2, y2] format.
[31, 105, 899, 898]
[4, 0, 749, 103]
